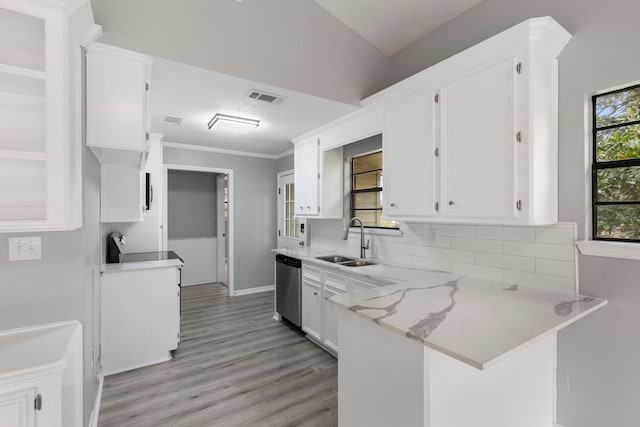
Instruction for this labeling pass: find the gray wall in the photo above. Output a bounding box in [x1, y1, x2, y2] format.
[343, 133, 382, 159]
[167, 170, 217, 239]
[388, 1, 640, 425]
[163, 147, 278, 291]
[277, 153, 294, 173]
[91, 0, 388, 105]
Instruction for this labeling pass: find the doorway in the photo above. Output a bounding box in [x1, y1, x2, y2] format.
[163, 164, 235, 296]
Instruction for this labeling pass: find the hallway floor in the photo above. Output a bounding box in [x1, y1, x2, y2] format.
[98, 283, 338, 427]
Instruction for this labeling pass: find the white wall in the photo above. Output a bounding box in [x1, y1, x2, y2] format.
[168, 237, 217, 286]
[387, 1, 640, 425]
[90, 0, 388, 105]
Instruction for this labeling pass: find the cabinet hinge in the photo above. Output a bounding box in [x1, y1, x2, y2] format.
[516, 131, 522, 143]
[434, 147, 439, 157]
[516, 62, 522, 74]
[318, 173, 320, 179]
[278, 187, 281, 195]
[435, 202, 439, 212]
[434, 93, 439, 103]
[145, 82, 150, 91]
[317, 206, 320, 213]
[516, 200, 522, 211]
[278, 229, 281, 237]
[34, 394, 42, 411]
[146, 132, 149, 140]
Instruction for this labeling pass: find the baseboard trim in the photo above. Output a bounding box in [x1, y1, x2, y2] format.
[233, 285, 274, 296]
[88, 374, 104, 427]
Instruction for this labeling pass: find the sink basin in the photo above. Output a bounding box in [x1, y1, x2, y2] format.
[339, 260, 377, 267]
[316, 255, 356, 263]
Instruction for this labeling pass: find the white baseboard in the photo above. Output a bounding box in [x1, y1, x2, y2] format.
[233, 285, 274, 296]
[88, 375, 104, 427]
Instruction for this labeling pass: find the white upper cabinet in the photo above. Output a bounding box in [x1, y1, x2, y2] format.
[439, 58, 518, 221]
[294, 138, 319, 216]
[87, 42, 151, 167]
[0, 0, 94, 232]
[294, 137, 343, 218]
[383, 92, 438, 219]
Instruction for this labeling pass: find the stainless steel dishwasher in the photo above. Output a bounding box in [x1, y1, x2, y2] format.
[275, 254, 302, 327]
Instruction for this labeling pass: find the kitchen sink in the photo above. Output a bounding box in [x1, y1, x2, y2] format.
[316, 255, 356, 263]
[339, 260, 377, 267]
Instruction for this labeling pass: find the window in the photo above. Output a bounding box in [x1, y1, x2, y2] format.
[350, 150, 399, 229]
[283, 181, 300, 238]
[592, 84, 640, 241]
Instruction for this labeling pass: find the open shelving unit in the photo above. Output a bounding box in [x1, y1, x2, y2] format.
[0, 7, 47, 222]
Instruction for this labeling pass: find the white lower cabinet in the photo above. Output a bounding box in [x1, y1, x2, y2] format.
[0, 321, 83, 427]
[301, 262, 382, 356]
[301, 278, 322, 341]
[101, 266, 181, 375]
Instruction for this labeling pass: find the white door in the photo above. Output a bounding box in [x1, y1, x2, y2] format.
[383, 91, 438, 218]
[216, 175, 228, 286]
[277, 171, 307, 249]
[440, 58, 518, 220]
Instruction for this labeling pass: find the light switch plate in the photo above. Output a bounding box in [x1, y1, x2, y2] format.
[9, 236, 42, 261]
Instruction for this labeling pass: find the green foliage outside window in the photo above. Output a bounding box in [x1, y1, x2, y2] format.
[593, 85, 640, 240]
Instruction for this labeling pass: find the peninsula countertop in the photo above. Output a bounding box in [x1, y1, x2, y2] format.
[272, 247, 607, 370]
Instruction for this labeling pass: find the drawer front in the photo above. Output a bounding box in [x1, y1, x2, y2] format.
[302, 264, 322, 282]
[324, 271, 347, 292]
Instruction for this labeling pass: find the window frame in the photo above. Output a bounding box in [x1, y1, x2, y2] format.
[591, 83, 640, 242]
[350, 150, 399, 230]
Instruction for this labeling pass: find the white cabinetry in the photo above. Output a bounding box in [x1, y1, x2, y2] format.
[294, 140, 344, 218]
[440, 58, 518, 221]
[294, 138, 319, 216]
[101, 266, 181, 375]
[301, 262, 382, 355]
[383, 92, 437, 219]
[87, 42, 151, 166]
[0, 321, 83, 427]
[380, 18, 570, 225]
[0, 0, 93, 232]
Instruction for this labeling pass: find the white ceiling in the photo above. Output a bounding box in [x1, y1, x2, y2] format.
[150, 58, 358, 157]
[313, 0, 483, 56]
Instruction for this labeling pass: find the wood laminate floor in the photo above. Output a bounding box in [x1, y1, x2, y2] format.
[98, 283, 338, 427]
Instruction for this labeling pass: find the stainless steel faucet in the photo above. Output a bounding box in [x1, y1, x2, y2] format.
[342, 217, 369, 259]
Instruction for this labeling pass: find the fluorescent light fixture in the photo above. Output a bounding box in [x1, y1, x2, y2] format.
[207, 113, 260, 129]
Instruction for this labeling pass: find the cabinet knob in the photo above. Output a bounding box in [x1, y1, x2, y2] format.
[449, 201, 455, 206]
[390, 203, 396, 207]
[313, 292, 318, 296]
[299, 206, 303, 210]
[307, 206, 311, 210]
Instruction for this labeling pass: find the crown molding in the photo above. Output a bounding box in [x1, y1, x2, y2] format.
[161, 141, 285, 160]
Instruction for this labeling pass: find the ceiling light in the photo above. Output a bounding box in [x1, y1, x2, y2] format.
[207, 114, 260, 130]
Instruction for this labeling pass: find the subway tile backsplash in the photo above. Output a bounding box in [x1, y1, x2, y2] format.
[309, 220, 578, 294]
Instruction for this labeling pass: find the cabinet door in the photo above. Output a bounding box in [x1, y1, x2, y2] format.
[301, 279, 322, 341]
[322, 285, 343, 354]
[383, 92, 437, 218]
[440, 59, 518, 220]
[294, 139, 319, 216]
[87, 43, 150, 152]
[0, 385, 36, 427]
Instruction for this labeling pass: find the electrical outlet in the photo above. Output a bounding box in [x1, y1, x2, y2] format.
[9, 236, 41, 261]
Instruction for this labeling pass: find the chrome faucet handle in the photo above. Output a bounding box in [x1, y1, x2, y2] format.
[364, 239, 370, 249]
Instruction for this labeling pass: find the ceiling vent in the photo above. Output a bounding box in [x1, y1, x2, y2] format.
[247, 90, 286, 105]
[163, 116, 183, 126]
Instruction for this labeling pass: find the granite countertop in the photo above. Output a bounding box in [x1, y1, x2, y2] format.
[102, 251, 185, 273]
[272, 247, 607, 370]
